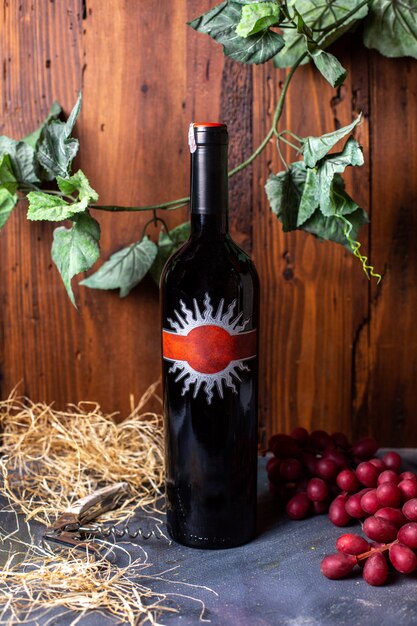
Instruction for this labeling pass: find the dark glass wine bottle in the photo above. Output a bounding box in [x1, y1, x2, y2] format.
[160, 123, 259, 549]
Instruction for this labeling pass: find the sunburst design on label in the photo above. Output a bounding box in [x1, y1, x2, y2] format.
[163, 293, 257, 404]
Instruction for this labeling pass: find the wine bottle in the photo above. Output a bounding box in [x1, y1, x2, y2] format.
[160, 122, 259, 549]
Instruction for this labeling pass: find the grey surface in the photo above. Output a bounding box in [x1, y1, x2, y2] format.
[1, 452, 417, 626]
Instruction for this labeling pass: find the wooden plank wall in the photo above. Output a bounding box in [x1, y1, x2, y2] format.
[1, 1, 417, 445]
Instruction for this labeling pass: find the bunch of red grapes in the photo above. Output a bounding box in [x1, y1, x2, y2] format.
[267, 427, 417, 585]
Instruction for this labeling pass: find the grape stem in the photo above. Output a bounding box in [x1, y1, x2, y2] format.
[356, 540, 396, 562]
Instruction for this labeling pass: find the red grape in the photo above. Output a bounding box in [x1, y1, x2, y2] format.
[323, 449, 348, 469]
[329, 495, 351, 527]
[363, 516, 397, 543]
[301, 451, 318, 476]
[377, 470, 399, 486]
[361, 490, 381, 515]
[375, 507, 406, 529]
[310, 430, 333, 451]
[290, 427, 309, 446]
[345, 490, 371, 519]
[382, 451, 402, 472]
[352, 437, 378, 460]
[369, 458, 387, 472]
[400, 471, 417, 482]
[321, 553, 356, 579]
[331, 432, 350, 449]
[307, 478, 329, 502]
[316, 458, 338, 481]
[376, 483, 402, 508]
[336, 533, 370, 555]
[266, 456, 280, 474]
[398, 479, 417, 501]
[363, 552, 388, 586]
[336, 469, 360, 493]
[286, 493, 311, 520]
[402, 498, 417, 521]
[397, 523, 417, 549]
[280, 458, 303, 481]
[269, 434, 300, 459]
[356, 462, 380, 487]
[312, 500, 330, 515]
[389, 543, 417, 574]
[267, 459, 282, 484]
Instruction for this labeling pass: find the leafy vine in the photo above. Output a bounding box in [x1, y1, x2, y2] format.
[1, 0, 416, 305]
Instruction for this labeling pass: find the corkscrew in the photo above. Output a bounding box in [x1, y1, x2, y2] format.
[43, 482, 170, 558]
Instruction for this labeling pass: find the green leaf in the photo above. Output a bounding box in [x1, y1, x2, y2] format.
[236, 2, 281, 37]
[27, 191, 89, 221]
[0, 154, 18, 194]
[51, 212, 101, 307]
[297, 166, 319, 226]
[265, 159, 369, 251]
[265, 161, 306, 231]
[0, 186, 18, 229]
[188, 1, 285, 64]
[274, 0, 368, 68]
[303, 114, 362, 168]
[363, 0, 417, 59]
[22, 101, 62, 150]
[80, 236, 158, 297]
[37, 92, 82, 179]
[0, 137, 39, 183]
[316, 137, 364, 216]
[303, 205, 369, 247]
[308, 46, 347, 87]
[150, 221, 190, 284]
[57, 169, 99, 203]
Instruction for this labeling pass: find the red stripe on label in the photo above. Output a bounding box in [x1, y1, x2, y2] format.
[163, 325, 257, 374]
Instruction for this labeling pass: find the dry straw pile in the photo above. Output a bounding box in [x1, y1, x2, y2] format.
[0, 383, 213, 625]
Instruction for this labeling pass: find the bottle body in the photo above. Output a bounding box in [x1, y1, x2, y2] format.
[161, 124, 259, 549]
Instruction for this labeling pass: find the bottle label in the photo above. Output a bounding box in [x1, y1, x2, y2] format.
[163, 293, 257, 404]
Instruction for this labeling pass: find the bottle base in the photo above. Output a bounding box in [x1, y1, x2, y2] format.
[167, 525, 256, 550]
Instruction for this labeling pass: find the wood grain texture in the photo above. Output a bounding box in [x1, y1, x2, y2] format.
[1, 2, 417, 443]
[366, 53, 417, 446]
[252, 36, 369, 443]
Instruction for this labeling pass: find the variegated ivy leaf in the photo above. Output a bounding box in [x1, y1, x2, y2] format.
[265, 160, 368, 249]
[0, 136, 39, 183]
[236, 2, 281, 37]
[0, 187, 18, 229]
[364, 0, 417, 59]
[52, 212, 101, 307]
[303, 114, 362, 168]
[81, 236, 158, 297]
[22, 101, 62, 150]
[274, 0, 368, 69]
[56, 169, 99, 203]
[307, 45, 347, 88]
[315, 137, 364, 216]
[188, 1, 284, 65]
[27, 191, 89, 221]
[150, 221, 190, 284]
[37, 92, 82, 180]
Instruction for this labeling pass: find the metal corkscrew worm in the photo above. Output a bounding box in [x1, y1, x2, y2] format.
[43, 482, 171, 557]
[77, 521, 167, 541]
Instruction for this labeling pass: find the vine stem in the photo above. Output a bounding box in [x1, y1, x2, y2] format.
[91, 52, 308, 214]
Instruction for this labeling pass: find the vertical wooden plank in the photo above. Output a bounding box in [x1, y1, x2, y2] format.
[220, 58, 253, 252]
[368, 53, 417, 446]
[252, 36, 370, 439]
[0, 0, 83, 403]
[74, 0, 189, 414]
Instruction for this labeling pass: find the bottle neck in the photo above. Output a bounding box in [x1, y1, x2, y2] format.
[190, 142, 228, 237]
[190, 212, 229, 237]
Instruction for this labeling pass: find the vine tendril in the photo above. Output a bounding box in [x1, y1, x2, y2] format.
[337, 214, 382, 283]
